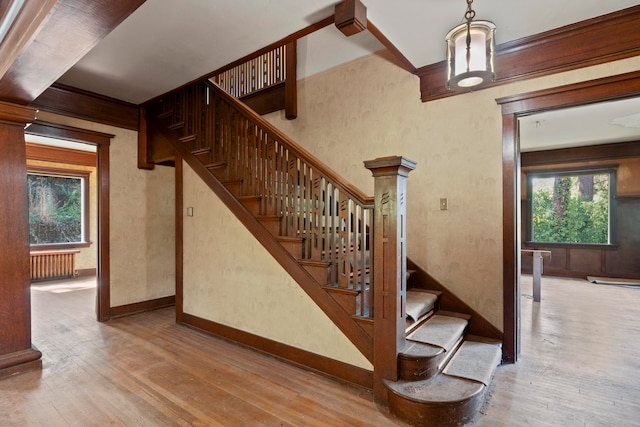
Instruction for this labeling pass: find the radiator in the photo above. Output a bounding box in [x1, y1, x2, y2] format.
[30, 250, 80, 281]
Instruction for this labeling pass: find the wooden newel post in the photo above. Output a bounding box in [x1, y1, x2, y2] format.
[364, 155, 416, 404]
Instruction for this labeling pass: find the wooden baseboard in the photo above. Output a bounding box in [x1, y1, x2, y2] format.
[0, 346, 42, 378]
[181, 313, 373, 390]
[110, 295, 175, 318]
[77, 268, 97, 277]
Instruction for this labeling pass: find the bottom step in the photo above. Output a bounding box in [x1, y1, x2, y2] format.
[385, 375, 486, 427]
[386, 340, 501, 426]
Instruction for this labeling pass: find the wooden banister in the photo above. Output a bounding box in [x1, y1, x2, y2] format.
[206, 81, 374, 206]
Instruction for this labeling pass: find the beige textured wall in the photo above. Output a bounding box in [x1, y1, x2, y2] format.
[26, 158, 97, 270]
[36, 112, 176, 307]
[182, 164, 372, 370]
[263, 50, 640, 330]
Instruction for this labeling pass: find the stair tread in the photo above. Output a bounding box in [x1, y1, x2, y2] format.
[406, 289, 438, 323]
[204, 161, 226, 169]
[443, 341, 502, 386]
[399, 340, 445, 359]
[276, 236, 303, 243]
[406, 314, 467, 352]
[385, 373, 485, 404]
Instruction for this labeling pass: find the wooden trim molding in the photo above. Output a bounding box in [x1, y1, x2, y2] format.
[27, 120, 114, 145]
[497, 65, 640, 365]
[181, 313, 373, 390]
[175, 154, 184, 323]
[27, 165, 92, 249]
[110, 296, 176, 318]
[25, 120, 112, 323]
[521, 141, 640, 166]
[367, 21, 416, 74]
[26, 142, 96, 167]
[31, 84, 139, 131]
[418, 5, 640, 102]
[0, 0, 146, 104]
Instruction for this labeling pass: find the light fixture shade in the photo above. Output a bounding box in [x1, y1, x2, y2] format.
[445, 20, 496, 91]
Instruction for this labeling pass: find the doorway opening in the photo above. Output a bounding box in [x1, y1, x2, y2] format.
[497, 70, 640, 362]
[26, 120, 113, 321]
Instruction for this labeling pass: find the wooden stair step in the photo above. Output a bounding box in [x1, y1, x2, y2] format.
[406, 314, 468, 353]
[276, 236, 303, 259]
[384, 374, 487, 427]
[220, 178, 242, 196]
[191, 147, 211, 156]
[179, 134, 197, 143]
[167, 122, 184, 132]
[351, 315, 373, 337]
[443, 340, 502, 386]
[238, 195, 262, 216]
[298, 259, 330, 285]
[406, 289, 438, 324]
[156, 110, 173, 120]
[204, 161, 226, 179]
[256, 215, 282, 236]
[323, 286, 361, 316]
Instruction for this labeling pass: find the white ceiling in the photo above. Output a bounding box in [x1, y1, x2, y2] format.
[57, 0, 640, 104]
[53, 0, 640, 151]
[520, 98, 640, 152]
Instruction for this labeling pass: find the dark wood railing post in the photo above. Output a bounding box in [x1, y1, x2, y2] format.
[364, 155, 416, 404]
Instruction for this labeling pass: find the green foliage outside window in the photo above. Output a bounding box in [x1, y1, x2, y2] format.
[531, 173, 610, 244]
[28, 174, 82, 244]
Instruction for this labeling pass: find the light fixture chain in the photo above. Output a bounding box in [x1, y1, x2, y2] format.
[464, 0, 476, 22]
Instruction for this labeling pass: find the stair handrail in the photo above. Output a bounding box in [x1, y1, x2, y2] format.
[205, 80, 374, 207]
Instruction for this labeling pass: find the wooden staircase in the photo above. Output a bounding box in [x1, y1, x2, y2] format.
[388, 286, 502, 426]
[143, 79, 501, 426]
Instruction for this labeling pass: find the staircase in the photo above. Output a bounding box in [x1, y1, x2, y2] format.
[143, 79, 501, 426]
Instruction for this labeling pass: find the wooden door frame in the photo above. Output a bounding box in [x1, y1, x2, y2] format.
[496, 70, 640, 363]
[26, 121, 113, 321]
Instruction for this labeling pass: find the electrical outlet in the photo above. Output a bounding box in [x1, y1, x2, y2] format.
[439, 198, 448, 210]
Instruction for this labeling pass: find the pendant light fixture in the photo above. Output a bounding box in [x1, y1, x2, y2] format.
[445, 0, 496, 91]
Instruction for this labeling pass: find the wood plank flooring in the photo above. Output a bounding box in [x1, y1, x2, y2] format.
[477, 275, 640, 427]
[0, 275, 638, 426]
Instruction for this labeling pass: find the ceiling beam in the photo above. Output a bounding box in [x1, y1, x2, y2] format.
[0, 0, 147, 105]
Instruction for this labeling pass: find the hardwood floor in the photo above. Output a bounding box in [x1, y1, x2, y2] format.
[478, 275, 640, 427]
[0, 275, 638, 426]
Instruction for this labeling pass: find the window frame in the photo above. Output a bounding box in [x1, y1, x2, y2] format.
[27, 165, 91, 250]
[525, 166, 617, 248]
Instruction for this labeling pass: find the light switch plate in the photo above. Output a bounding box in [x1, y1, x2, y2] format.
[439, 198, 448, 210]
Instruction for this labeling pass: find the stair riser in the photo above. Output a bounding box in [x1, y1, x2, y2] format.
[387, 389, 484, 427]
[208, 166, 226, 179]
[224, 181, 243, 197]
[326, 291, 361, 316]
[239, 198, 261, 216]
[258, 218, 282, 237]
[278, 240, 302, 259]
[302, 264, 330, 286]
[398, 353, 445, 381]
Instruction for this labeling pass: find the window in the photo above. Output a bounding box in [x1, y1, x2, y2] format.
[527, 169, 616, 245]
[28, 166, 90, 249]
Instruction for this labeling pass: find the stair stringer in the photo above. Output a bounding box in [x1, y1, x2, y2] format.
[168, 128, 374, 363]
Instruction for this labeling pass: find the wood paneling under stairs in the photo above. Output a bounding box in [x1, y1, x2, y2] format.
[3, 276, 638, 426]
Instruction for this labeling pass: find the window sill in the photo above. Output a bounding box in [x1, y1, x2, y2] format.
[524, 241, 617, 250]
[30, 242, 92, 251]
